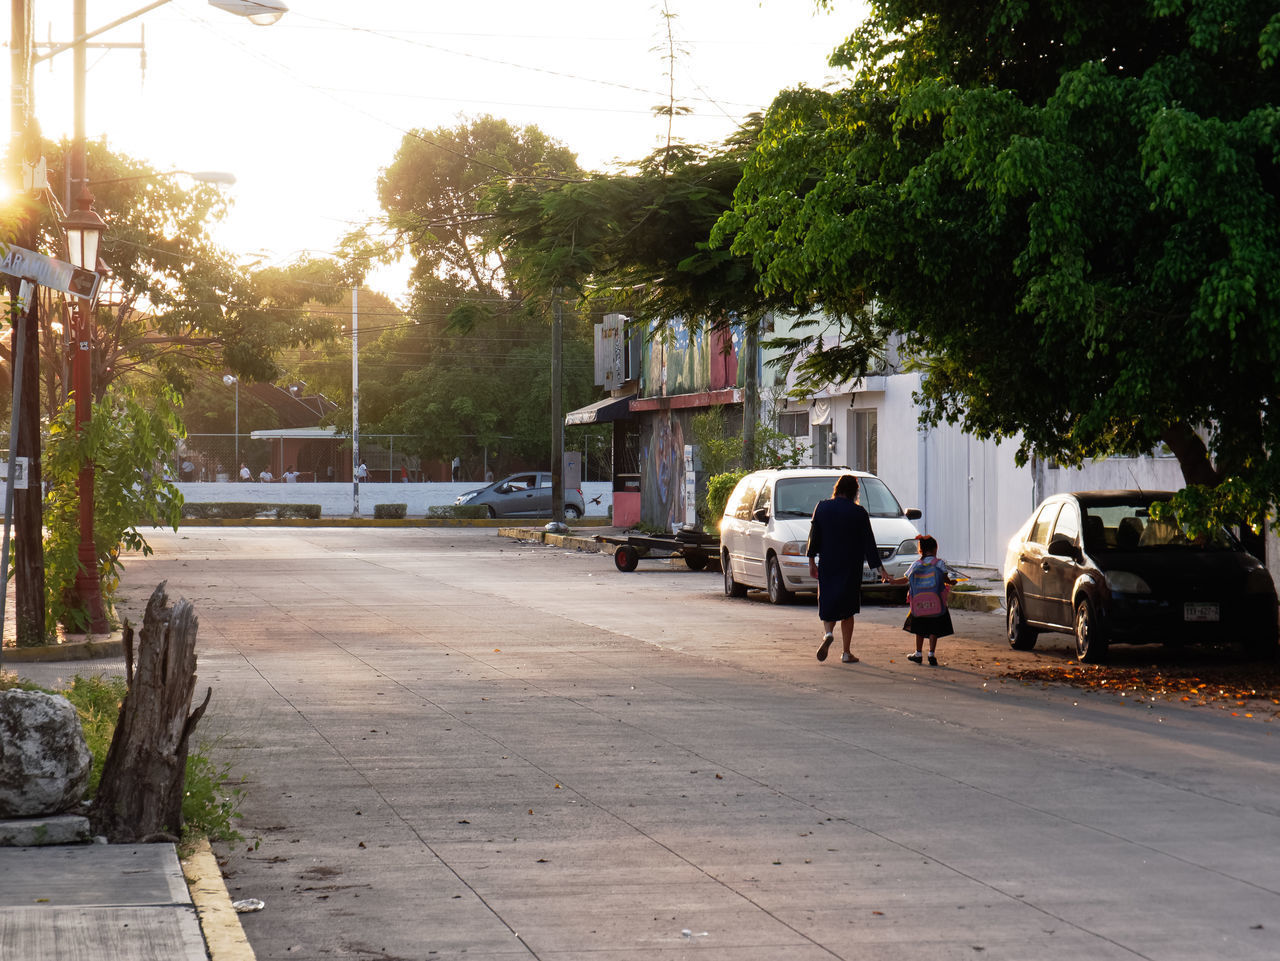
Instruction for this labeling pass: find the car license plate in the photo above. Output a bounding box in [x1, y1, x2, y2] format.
[862, 566, 878, 583]
[1184, 602, 1219, 622]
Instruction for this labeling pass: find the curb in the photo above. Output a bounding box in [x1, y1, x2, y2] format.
[1, 634, 124, 663]
[499, 527, 605, 553]
[949, 591, 1004, 613]
[183, 839, 256, 961]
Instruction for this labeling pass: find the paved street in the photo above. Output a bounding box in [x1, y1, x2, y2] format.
[72, 527, 1280, 960]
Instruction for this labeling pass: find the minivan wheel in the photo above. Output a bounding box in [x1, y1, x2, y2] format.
[723, 552, 747, 597]
[1075, 597, 1109, 663]
[1007, 589, 1039, 650]
[766, 556, 794, 605]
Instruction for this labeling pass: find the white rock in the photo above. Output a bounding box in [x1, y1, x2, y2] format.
[0, 690, 92, 817]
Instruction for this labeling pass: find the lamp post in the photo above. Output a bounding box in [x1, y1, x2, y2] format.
[61, 185, 108, 632]
[47, 0, 288, 631]
[223, 374, 239, 471]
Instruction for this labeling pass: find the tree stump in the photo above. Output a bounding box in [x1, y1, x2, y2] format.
[90, 582, 210, 843]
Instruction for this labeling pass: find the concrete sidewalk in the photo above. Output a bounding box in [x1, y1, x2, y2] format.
[0, 840, 249, 961]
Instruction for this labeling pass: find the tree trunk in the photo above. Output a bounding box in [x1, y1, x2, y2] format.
[13, 268, 45, 647]
[9, 5, 46, 646]
[1162, 422, 1221, 488]
[90, 582, 209, 843]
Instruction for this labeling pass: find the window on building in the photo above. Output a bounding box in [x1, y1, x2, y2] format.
[778, 410, 808, 437]
[851, 409, 877, 474]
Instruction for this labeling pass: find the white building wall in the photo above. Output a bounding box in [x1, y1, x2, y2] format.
[793, 368, 1199, 571]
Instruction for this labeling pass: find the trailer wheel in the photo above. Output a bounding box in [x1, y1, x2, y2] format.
[684, 548, 708, 572]
[614, 545, 640, 572]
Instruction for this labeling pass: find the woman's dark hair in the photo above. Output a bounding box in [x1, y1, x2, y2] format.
[916, 534, 938, 555]
[833, 474, 860, 499]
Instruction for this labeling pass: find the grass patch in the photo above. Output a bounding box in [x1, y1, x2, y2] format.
[64, 675, 128, 795]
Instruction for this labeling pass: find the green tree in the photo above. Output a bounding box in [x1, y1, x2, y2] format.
[716, 0, 1280, 533]
[490, 127, 787, 327]
[348, 117, 597, 468]
[40, 142, 346, 402]
[379, 116, 581, 307]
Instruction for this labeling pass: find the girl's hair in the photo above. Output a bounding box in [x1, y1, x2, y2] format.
[916, 534, 938, 555]
[833, 474, 860, 499]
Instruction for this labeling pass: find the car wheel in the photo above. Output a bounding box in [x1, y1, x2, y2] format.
[1074, 597, 1109, 663]
[723, 552, 747, 598]
[766, 556, 794, 605]
[684, 548, 708, 572]
[485, 506, 497, 519]
[1007, 589, 1039, 650]
[614, 545, 640, 573]
[564, 505, 582, 520]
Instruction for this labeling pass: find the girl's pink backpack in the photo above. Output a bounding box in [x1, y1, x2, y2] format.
[908, 557, 949, 617]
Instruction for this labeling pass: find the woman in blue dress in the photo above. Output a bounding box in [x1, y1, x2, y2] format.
[806, 474, 889, 663]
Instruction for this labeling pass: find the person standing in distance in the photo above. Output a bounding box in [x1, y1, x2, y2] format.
[239, 463, 251, 482]
[807, 473, 890, 664]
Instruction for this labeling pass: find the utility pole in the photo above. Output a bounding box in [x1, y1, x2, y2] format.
[548, 291, 565, 529]
[351, 285, 360, 516]
[7, 0, 47, 646]
[743, 317, 759, 470]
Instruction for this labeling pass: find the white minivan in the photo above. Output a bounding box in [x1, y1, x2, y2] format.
[719, 467, 922, 604]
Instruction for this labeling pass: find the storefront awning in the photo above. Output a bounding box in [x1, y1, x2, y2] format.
[565, 393, 636, 426]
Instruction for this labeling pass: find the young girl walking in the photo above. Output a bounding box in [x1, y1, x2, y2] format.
[887, 535, 958, 665]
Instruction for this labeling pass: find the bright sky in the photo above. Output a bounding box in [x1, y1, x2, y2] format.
[7, 1, 865, 299]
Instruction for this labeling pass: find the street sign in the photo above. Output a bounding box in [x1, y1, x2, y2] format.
[0, 457, 29, 490]
[0, 245, 100, 302]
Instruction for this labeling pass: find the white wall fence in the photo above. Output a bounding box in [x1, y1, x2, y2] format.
[173, 481, 615, 518]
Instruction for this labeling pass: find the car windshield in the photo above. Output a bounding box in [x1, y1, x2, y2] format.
[1081, 501, 1236, 552]
[773, 476, 904, 518]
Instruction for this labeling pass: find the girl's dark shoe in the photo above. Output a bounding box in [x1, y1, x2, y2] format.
[928, 654, 938, 666]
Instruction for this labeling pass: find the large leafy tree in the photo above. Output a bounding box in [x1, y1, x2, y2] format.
[379, 116, 581, 309]
[37, 141, 346, 404]
[347, 117, 598, 468]
[716, 0, 1280, 531]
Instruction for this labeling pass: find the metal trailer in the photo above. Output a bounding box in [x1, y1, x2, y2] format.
[594, 529, 719, 573]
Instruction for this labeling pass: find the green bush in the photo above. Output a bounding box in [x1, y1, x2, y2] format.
[181, 502, 320, 520]
[704, 470, 748, 533]
[182, 502, 269, 519]
[373, 503, 407, 519]
[43, 389, 184, 637]
[275, 504, 321, 520]
[427, 504, 490, 519]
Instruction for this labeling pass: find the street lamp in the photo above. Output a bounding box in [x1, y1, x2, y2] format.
[223, 374, 239, 472]
[60, 186, 108, 632]
[208, 0, 288, 25]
